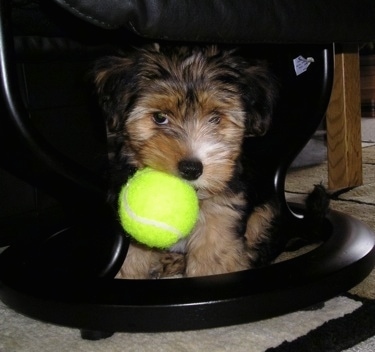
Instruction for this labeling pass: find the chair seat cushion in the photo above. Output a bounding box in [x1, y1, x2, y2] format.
[53, 0, 375, 43]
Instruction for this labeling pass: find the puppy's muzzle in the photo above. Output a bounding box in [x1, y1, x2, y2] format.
[178, 159, 203, 181]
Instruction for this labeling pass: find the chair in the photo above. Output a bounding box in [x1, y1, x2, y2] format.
[1, 0, 375, 339]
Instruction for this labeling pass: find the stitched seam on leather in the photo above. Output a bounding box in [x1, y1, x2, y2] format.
[59, 0, 114, 28]
[127, 21, 143, 36]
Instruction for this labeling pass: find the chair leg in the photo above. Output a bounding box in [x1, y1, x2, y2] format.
[326, 44, 363, 190]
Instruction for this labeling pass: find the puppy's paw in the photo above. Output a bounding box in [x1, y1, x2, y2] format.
[149, 252, 186, 279]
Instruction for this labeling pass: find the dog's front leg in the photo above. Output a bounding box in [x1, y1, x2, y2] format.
[116, 243, 186, 279]
[185, 196, 249, 276]
[116, 243, 159, 279]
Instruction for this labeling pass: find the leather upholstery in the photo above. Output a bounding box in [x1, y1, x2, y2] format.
[53, 0, 375, 43]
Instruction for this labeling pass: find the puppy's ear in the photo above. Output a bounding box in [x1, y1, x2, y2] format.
[94, 55, 138, 133]
[240, 64, 278, 137]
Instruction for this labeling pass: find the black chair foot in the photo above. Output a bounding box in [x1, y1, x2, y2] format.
[80, 330, 114, 340]
[0, 208, 374, 333]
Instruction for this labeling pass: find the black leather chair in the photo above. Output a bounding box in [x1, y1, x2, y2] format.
[1, 0, 375, 340]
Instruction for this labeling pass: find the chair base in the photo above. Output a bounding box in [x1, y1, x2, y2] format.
[1, 206, 375, 336]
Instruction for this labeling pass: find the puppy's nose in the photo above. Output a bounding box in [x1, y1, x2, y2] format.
[178, 159, 203, 180]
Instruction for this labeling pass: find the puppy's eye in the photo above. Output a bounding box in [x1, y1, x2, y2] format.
[152, 112, 169, 125]
[208, 114, 221, 124]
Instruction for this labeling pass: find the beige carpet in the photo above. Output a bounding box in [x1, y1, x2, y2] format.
[286, 145, 375, 235]
[0, 146, 374, 352]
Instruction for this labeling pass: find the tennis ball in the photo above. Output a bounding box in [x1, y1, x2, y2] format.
[118, 168, 199, 249]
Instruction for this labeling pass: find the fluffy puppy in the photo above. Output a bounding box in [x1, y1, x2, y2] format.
[94, 44, 326, 279]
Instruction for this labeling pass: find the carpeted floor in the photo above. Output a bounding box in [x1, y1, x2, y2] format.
[0, 120, 374, 352]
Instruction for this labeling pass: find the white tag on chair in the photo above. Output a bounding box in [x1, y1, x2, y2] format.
[293, 56, 315, 76]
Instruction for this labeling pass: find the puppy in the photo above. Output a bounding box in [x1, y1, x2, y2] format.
[94, 44, 327, 279]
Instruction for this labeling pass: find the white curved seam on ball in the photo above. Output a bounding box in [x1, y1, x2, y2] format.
[123, 187, 184, 240]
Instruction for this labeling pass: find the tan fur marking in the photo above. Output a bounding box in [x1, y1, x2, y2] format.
[245, 204, 275, 244]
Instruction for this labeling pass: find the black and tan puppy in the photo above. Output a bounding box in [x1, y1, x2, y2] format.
[94, 44, 327, 279]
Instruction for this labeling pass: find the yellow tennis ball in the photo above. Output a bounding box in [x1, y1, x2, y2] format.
[118, 168, 199, 249]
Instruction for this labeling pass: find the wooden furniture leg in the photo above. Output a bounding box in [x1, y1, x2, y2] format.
[326, 45, 363, 191]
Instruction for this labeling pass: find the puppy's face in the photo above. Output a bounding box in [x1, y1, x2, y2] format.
[95, 45, 276, 198]
[125, 62, 247, 199]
